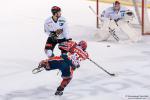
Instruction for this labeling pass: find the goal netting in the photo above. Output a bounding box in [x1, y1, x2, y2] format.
[132, 0, 150, 35]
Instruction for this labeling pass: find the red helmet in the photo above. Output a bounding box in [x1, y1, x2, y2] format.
[51, 6, 61, 15]
[78, 40, 87, 50]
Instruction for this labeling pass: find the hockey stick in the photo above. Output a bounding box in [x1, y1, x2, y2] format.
[89, 5, 120, 42]
[108, 27, 120, 41]
[88, 58, 115, 76]
[89, 6, 102, 22]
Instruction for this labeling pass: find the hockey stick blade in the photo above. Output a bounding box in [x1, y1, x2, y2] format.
[110, 73, 115, 76]
[88, 58, 115, 76]
[103, 70, 115, 77]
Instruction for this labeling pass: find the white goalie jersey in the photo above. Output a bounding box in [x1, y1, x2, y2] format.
[101, 6, 129, 21]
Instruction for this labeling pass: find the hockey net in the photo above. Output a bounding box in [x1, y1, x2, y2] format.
[96, 0, 150, 35]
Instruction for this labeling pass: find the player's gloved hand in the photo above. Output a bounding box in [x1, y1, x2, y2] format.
[57, 38, 72, 43]
[49, 30, 63, 42]
[72, 65, 80, 70]
[76, 64, 80, 68]
[114, 18, 121, 22]
[126, 11, 133, 16]
[55, 29, 63, 36]
[50, 31, 57, 37]
[61, 38, 72, 42]
[72, 64, 80, 70]
[49, 31, 58, 42]
[65, 38, 72, 42]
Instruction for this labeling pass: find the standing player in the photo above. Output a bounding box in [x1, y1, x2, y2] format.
[44, 6, 71, 58]
[100, 1, 140, 42]
[33, 40, 89, 96]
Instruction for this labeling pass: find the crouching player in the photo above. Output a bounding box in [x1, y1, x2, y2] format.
[35, 40, 89, 96]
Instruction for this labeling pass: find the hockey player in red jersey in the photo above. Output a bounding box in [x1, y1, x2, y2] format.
[35, 40, 89, 95]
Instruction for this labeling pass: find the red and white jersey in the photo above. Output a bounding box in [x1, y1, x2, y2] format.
[69, 46, 88, 61]
[59, 41, 89, 66]
[101, 7, 129, 20]
[58, 41, 77, 52]
[44, 16, 69, 39]
[68, 46, 88, 66]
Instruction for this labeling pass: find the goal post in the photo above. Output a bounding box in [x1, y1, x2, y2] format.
[96, 0, 99, 28]
[141, 0, 150, 35]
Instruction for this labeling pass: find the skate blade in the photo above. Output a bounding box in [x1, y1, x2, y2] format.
[32, 67, 44, 74]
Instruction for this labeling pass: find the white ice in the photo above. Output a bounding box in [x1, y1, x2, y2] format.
[0, 0, 150, 100]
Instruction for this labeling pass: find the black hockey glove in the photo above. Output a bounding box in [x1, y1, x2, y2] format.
[114, 18, 121, 22]
[50, 29, 63, 37]
[57, 38, 72, 43]
[72, 64, 80, 70]
[50, 30, 63, 41]
[49, 31, 58, 42]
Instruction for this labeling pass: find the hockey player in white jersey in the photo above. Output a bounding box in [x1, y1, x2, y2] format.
[99, 1, 141, 42]
[44, 6, 71, 58]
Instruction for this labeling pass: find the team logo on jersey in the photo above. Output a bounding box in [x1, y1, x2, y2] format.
[59, 23, 64, 26]
[59, 20, 65, 26]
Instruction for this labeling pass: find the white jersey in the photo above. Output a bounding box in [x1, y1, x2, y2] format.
[101, 7, 129, 20]
[44, 16, 69, 39]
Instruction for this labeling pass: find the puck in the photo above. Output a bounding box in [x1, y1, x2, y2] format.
[107, 45, 111, 47]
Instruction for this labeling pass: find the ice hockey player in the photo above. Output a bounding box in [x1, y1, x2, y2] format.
[101, 1, 129, 21]
[37, 40, 89, 96]
[99, 1, 141, 42]
[44, 6, 71, 58]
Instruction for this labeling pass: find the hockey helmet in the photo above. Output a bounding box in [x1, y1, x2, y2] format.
[51, 6, 61, 15]
[113, 1, 120, 10]
[78, 40, 87, 51]
[114, 1, 120, 5]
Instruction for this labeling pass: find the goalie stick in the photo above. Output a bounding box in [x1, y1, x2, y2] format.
[109, 27, 120, 41]
[89, 6, 120, 42]
[89, 5, 102, 24]
[88, 58, 115, 76]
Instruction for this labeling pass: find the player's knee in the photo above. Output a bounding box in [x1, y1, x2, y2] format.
[45, 50, 54, 58]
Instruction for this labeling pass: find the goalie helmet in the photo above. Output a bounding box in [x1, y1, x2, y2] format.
[51, 6, 61, 15]
[78, 40, 87, 51]
[113, 1, 120, 11]
[114, 1, 120, 5]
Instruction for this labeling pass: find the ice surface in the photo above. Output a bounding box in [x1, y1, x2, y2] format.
[0, 0, 150, 100]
